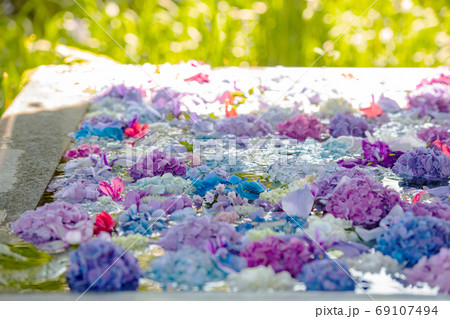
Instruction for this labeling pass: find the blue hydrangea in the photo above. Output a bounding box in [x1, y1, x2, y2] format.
[118, 204, 167, 236]
[66, 239, 142, 292]
[74, 125, 124, 141]
[296, 259, 355, 291]
[147, 247, 226, 290]
[376, 213, 450, 266]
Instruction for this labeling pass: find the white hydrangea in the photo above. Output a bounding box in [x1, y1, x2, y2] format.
[126, 173, 193, 195]
[226, 266, 299, 292]
[365, 130, 426, 153]
[319, 97, 355, 116]
[303, 214, 357, 242]
[260, 175, 316, 204]
[233, 205, 259, 217]
[345, 250, 405, 274]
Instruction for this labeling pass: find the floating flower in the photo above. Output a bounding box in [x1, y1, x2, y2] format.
[184, 72, 210, 83]
[240, 236, 313, 277]
[403, 247, 450, 293]
[376, 214, 450, 266]
[407, 83, 450, 116]
[55, 181, 99, 203]
[94, 84, 145, 104]
[296, 259, 355, 291]
[158, 215, 245, 253]
[405, 201, 450, 221]
[324, 176, 405, 229]
[216, 114, 273, 137]
[93, 211, 116, 235]
[362, 140, 403, 168]
[417, 126, 450, 145]
[124, 122, 149, 139]
[118, 204, 167, 236]
[148, 247, 226, 290]
[344, 250, 404, 274]
[432, 140, 450, 158]
[63, 144, 102, 159]
[226, 266, 298, 292]
[328, 113, 370, 138]
[360, 95, 384, 118]
[319, 98, 354, 116]
[277, 113, 328, 142]
[129, 150, 187, 180]
[392, 147, 450, 183]
[11, 202, 93, 251]
[66, 239, 142, 292]
[98, 177, 125, 201]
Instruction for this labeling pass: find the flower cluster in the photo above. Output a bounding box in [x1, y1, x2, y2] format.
[126, 173, 193, 195]
[226, 265, 298, 292]
[344, 251, 403, 274]
[417, 126, 450, 145]
[129, 150, 188, 180]
[216, 114, 274, 138]
[63, 144, 102, 159]
[328, 113, 370, 138]
[324, 176, 404, 229]
[277, 113, 328, 142]
[148, 247, 226, 290]
[240, 236, 313, 277]
[66, 239, 142, 292]
[11, 202, 93, 251]
[319, 98, 354, 116]
[94, 84, 144, 104]
[158, 215, 244, 252]
[403, 248, 450, 293]
[377, 214, 450, 266]
[118, 204, 167, 236]
[296, 259, 355, 291]
[405, 201, 450, 221]
[313, 168, 369, 201]
[392, 147, 450, 183]
[407, 83, 450, 116]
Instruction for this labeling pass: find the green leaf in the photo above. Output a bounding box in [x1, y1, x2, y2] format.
[179, 140, 193, 152]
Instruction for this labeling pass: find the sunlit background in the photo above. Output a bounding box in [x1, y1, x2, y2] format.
[1, 0, 449, 114]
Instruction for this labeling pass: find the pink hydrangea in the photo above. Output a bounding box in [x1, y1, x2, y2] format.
[405, 201, 450, 221]
[214, 211, 239, 223]
[63, 144, 102, 159]
[277, 113, 328, 142]
[240, 236, 313, 277]
[325, 176, 405, 229]
[403, 248, 450, 293]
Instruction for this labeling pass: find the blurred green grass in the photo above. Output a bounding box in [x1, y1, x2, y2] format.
[1, 0, 449, 115]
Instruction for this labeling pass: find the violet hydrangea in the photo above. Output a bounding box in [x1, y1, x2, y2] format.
[407, 83, 450, 116]
[277, 113, 328, 142]
[328, 113, 370, 138]
[403, 247, 450, 293]
[324, 176, 405, 229]
[11, 201, 93, 251]
[296, 259, 355, 291]
[63, 144, 102, 159]
[362, 140, 403, 168]
[240, 235, 313, 277]
[129, 150, 188, 180]
[66, 239, 142, 292]
[392, 147, 450, 183]
[376, 214, 450, 266]
[404, 201, 450, 221]
[158, 215, 245, 252]
[417, 126, 450, 146]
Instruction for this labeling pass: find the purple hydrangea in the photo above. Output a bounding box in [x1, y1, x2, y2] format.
[216, 114, 274, 138]
[362, 140, 403, 168]
[240, 236, 313, 277]
[324, 176, 405, 229]
[392, 147, 450, 183]
[408, 83, 450, 116]
[94, 84, 144, 104]
[417, 126, 450, 146]
[296, 259, 355, 291]
[404, 201, 450, 221]
[66, 239, 142, 292]
[147, 246, 226, 290]
[11, 202, 93, 251]
[403, 247, 450, 293]
[277, 113, 328, 142]
[55, 181, 99, 203]
[377, 214, 450, 266]
[158, 215, 245, 253]
[129, 150, 188, 180]
[328, 113, 370, 138]
[313, 168, 369, 200]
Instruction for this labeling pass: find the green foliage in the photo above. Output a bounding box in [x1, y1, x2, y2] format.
[1, 0, 450, 115]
